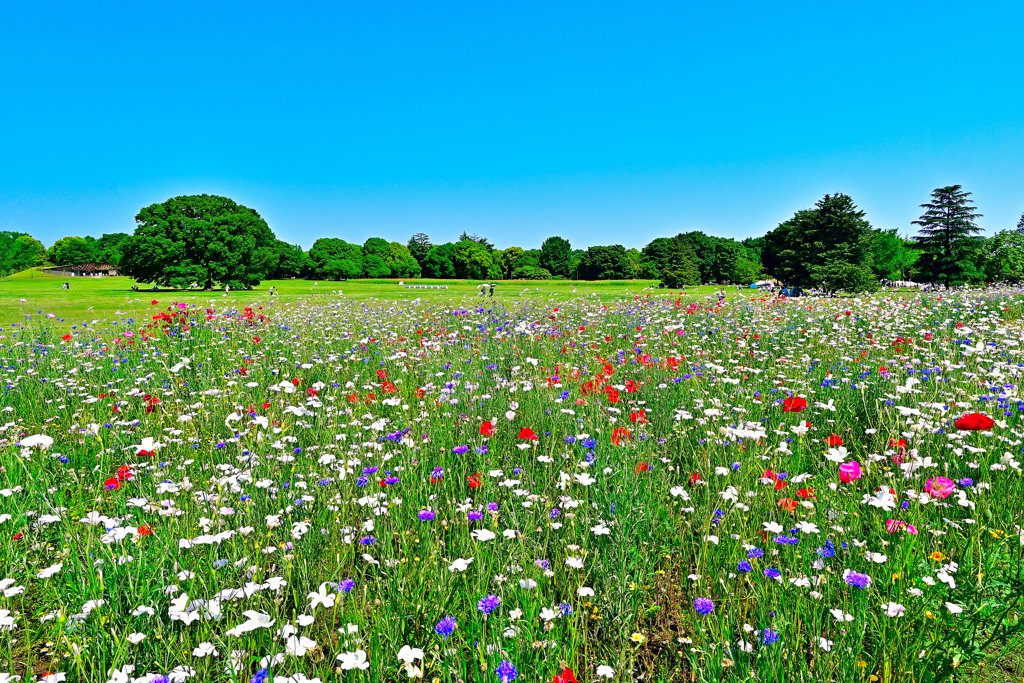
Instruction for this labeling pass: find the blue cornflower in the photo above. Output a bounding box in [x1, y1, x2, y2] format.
[817, 539, 836, 558]
[452, 445, 469, 455]
[581, 437, 597, 449]
[737, 560, 753, 573]
[418, 509, 436, 521]
[362, 467, 379, 475]
[694, 597, 714, 615]
[495, 660, 518, 682]
[339, 579, 355, 593]
[477, 594, 500, 614]
[843, 569, 872, 589]
[550, 508, 560, 519]
[468, 510, 484, 521]
[747, 547, 764, 559]
[435, 616, 457, 639]
[487, 502, 498, 512]
[359, 536, 376, 545]
[356, 476, 369, 487]
[250, 668, 269, 683]
[760, 628, 780, 646]
[763, 568, 781, 579]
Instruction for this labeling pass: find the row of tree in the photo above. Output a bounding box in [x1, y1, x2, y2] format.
[2, 190, 1023, 290]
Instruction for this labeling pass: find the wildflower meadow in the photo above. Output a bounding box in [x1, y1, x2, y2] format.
[2, 287, 1023, 683]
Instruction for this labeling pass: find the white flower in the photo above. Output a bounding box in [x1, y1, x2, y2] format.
[192, 642, 218, 658]
[284, 635, 317, 657]
[126, 632, 146, 644]
[540, 607, 559, 621]
[596, 665, 615, 679]
[37, 563, 63, 579]
[574, 472, 596, 486]
[566, 556, 584, 569]
[945, 602, 963, 614]
[131, 605, 155, 617]
[471, 529, 496, 542]
[19, 434, 53, 449]
[818, 637, 834, 651]
[448, 557, 474, 572]
[796, 521, 819, 534]
[829, 608, 854, 622]
[337, 649, 369, 670]
[308, 583, 336, 611]
[762, 521, 784, 534]
[883, 602, 906, 618]
[577, 586, 595, 597]
[397, 645, 424, 663]
[591, 523, 611, 536]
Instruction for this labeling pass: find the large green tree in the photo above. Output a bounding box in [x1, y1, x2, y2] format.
[48, 236, 98, 266]
[578, 245, 632, 280]
[422, 243, 457, 279]
[0, 232, 46, 275]
[120, 195, 277, 289]
[385, 242, 422, 278]
[981, 230, 1024, 283]
[271, 241, 309, 279]
[307, 238, 364, 280]
[407, 233, 432, 265]
[871, 229, 920, 281]
[659, 235, 701, 288]
[539, 236, 573, 278]
[762, 193, 876, 292]
[911, 185, 983, 286]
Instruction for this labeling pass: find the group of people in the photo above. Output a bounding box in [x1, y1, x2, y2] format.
[478, 283, 496, 297]
[61, 281, 70, 290]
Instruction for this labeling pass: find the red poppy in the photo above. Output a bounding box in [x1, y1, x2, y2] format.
[151, 300, 159, 305]
[291, 377, 301, 386]
[365, 393, 376, 403]
[634, 461, 650, 473]
[12, 533, 23, 540]
[116, 465, 133, 481]
[480, 421, 495, 436]
[889, 438, 906, 448]
[689, 472, 702, 486]
[825, 434, 843, 447]
[580, 381, 596, 395]
[261, 402, 270, 409]
[611, 427, 631, 446]
[625, 380, 639, 393]
[605, 387, 620, 403]
[629, 411, 647, 424]
[381, 382, 397, 394]
[467, 472, 482, 488]
[782, 396, 807, 412]
[603, 363, 615, 375]
[553, 667, 578, 683]
[796, 488, 815, 499]
[61, 334, 71, 341]
[307, 387, 318, 397]
[518, 427, 538, 440]
[415, 387, 426, 398]
[376, 369, 388, 380]
[777, 498, 797, 512]
[347, 393, 360, 403]
[104, 478, 121, 490]
[252, 336, 261, 344]
[138, 524, 154, 536]
[955, 413, 995, 431]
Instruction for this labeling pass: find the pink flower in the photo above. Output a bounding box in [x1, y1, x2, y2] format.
[885, 519, 918, 535]
[924, 477, 956, 499]
[839, 461, 862, 483]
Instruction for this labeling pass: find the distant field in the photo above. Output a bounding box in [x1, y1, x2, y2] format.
[0, 269, 743, 326]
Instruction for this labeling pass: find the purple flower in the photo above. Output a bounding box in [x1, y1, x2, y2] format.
[359, 536, 376, 545]
[842, 569, 872, 589]
[432, 467, 445, 479]
[737, 560, 753, 573]
[487, 502, 498, 512]
[383, 476, 399, 485]
[468, 510, 484, 521]
[694, 597, 714, 615]
[760, 628, 780, 646]
[339, 578, 355, 593]
[453, 445, 469, 455]
[435, 615, 457, 639]
[763, 568, 781, 579]
[477, 594, 500, 614]
[495, 660, 518, 682]
[748, 547, 764, 559]
[418, 509, 436, 521]
[362, 467, 379, 475]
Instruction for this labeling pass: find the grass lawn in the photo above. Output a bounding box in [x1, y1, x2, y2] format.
[0, 269, 747, 327]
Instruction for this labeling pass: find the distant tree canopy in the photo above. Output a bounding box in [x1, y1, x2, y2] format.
[120, 195, 278, 289]
[642, 232, 759, 284]
[539, 236, 574, 278]
[762, 193, 876, 292]
[0, 231, 46, 275]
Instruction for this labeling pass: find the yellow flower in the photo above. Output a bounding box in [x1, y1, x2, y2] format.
[928, 551, 947, 561]
[631, 632, 645, 643]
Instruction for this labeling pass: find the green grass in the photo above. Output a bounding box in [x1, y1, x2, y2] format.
[0, 269, 740, 327]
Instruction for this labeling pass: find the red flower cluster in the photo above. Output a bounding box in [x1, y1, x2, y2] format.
[954, 412, 994, 431]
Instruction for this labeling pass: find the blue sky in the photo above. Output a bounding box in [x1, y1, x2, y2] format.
[2, 1, 1022, 250]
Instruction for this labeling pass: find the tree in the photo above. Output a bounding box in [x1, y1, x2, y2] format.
[307, 238, 364, 280]
[96, 233, 130, 266]
[120, 196, 277, 289]
[452, 239, 501, 279]
[912, 185, 983, 286]
[362, 254, 391, 278]
[539, 236, 573, 278]
[386, 242, 421, 278]
[871, 229, 920, 281]
[496, 247, 526, 279]
[422, 243, 457, 278]
[271, 241, 309, 279]
[363, 237, 391, 261]
[407, 233, 432, 265]
[49, 236, 98, 265]
[762, 193, 876, 292]
[578, 245, 631, 280]
[512, 266, 552, 280]
[1017, 212, 1024, 234]
[981, 230, 1024, 283]
[458, 232, 495, 252]
[0, 233, 46, 275]
[659, 236, 701, 288]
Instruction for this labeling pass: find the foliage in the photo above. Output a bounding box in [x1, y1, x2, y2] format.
[658, 235, 701, 288]
[120, 195, 278, 289]
[539, 236, 574, 278]
[981, 230, 1024, 283]
[872, 229, 920, 281]
[912, 185, 984, 286]
[307, 238, 365, 280]
[578, 245, 632, 280]
[457, 231, 495, 252]
[407, 233, 433, 266]
[421, 243, 457, 279]
[271, 242, 309, 279]
[48, 236, 97, 267]
[511, 265, 552, 280]
[385, 242, 422, 279]
[452, 240, 502, 280]
[0, 232, 46, 275]
[763, 193, 876, 292]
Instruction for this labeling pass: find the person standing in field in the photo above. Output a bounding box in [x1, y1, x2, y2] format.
[489, 283, 495, 297]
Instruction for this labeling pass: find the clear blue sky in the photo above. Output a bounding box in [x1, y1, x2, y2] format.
[2, 1, 1022, 250]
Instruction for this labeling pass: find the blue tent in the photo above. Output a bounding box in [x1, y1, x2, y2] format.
[749, 283, 759, 289]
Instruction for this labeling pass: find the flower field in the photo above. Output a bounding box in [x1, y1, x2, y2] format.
[2, 289, 1024, 683]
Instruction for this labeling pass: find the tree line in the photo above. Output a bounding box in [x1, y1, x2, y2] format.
[2, 188, 1023, 290]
